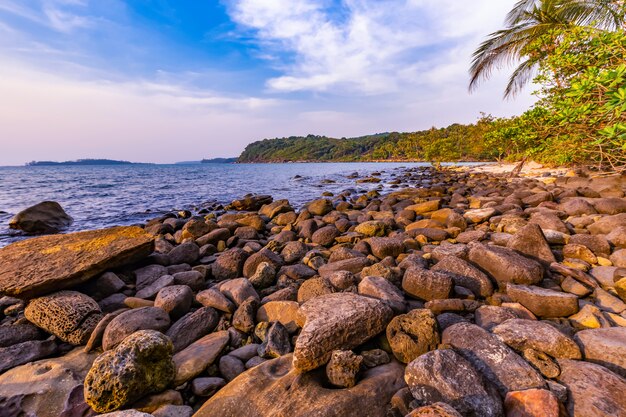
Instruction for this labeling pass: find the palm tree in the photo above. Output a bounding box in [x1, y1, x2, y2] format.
[469, 0, 624, 98]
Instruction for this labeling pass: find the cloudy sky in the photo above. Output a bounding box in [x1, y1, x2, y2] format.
[0, 0, 535, 165]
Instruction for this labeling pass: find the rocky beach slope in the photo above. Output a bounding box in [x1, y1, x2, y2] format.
[0, 165, 625, 417]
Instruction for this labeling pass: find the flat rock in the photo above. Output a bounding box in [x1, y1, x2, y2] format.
[166, 307, 219, 352]
[293, 293, 393, 372]
[442, 322, 546, 395]
[557, 359, 626, 417]
[504, 389, 559, 417]
[193, 353, 405, 417]
[256, 301, 300, 333]
[102, 306, 171, 351]
[0, 339, 57, 374]
[431, 255, 494, 298]
[173, 330, 229, 386]
[405, 349, 503, 417]
[0, 348, 98, 417]
[574, 327, 626, 377]
[402, 267, 452, 301]
[492, 318, 581, 359]
[0, 226, 154, 298]
[467, 242, 543, 287]
[507, 284, 579, 318]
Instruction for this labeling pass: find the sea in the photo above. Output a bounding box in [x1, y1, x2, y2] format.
[0, 162, 479, 247]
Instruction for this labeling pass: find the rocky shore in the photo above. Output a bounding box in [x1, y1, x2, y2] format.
[0, 166, 625, 417]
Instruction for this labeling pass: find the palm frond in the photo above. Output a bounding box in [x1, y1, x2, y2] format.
[504, 58, 540, 98]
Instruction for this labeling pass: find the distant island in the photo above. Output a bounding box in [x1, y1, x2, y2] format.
[200, 157, 237, 164]
[26, 159, 148, 166]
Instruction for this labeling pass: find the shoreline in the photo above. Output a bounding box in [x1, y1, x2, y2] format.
[0, 165, 625, 416]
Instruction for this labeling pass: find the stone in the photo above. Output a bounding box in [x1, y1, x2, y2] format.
[431, 255, 494, 298]
[212, 248, 248, 281]
[611, 248, 626, 268]
[193, 354, 405, 417]
[166, 307, 219, 352]
[172, 330, 229, 386]
[133, 389, 182, 413]
[243, 248, 284, 278]
[492, 318, 581, 359]
[574, 327, 626, 377]
[220, 278, 259, 306]
[82, 272, 126, 300]
[249, 262, 276, 289]
[307, 198, 333, 216]
[135, 275, 175, 299]
[587, 213, 626, 235]
[407, 200, 440, 214]
[442, 322, 545, 395]
[84, 330, 175, 413]
[152, 405, 193, 417]
[134, 264, 168, 291]
[168, 242, 200, 265]
[504, 389, 559, 417]
[402, 267, 453, 301]
[172, 270, 204, 291]
[191, 377, 226, 397]
[256, 301, 300, 333]
[507, 223, 556, 265]
[228, 194, 272, 211]
[569, 234, 611, 257]
[100, 411, 152, 417]
[361, 349, 390, 368]
[358, 275, 406, 313]
[507, 284, 579, 318]
[317, 257, 373, 277]
[593, 197, 626, 214]
[367, 237, 404, 259]
[474, 305, 520, 331]
[355, 220, 387, 237]
[569, 304, 607, 330]
[297, 277, 335, 303]
[0, 226, 154, 298]
[406, 403, 463, 417]
[293, 293, 393, 372]
[404, 349, 503, 417]
[467, 243, 543, 287]
[593, 287, 626, 313]
[258, 321, 291, 358]
[0, 339, 57, 373]
[0, 348, 98, 417]
[8, 201, 73, 234]
[154, 285, 193, 319]
[326, 350, 363, 388]
[557, 359, 626, 417]
[102, 306, 171, 351]
[232, 297, 259, 333]
[219, 355, 246, 381]
[0, 323, 44, 347]
[386, 308, 439, 364]
[311, 225, 340, 246]
[463, 208, 497, 223]
[196, 288, 235, 313]
[25, 290, 103, 345]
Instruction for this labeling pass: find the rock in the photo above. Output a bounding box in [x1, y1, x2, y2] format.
[134, 264, 168, 291]
[504, 389, 559, 417]
[574, 327, 626, 377]
[358, 276, 406, 313]
[192, 354, 405, 417]
[133, 389, 182, 413]
[84, 330, 175, 413]
[168, 242, 199, 265]
[0, 339, 57, 373]
[25, 290, 103, 345]
[593, 287, 626, 313]
[367, 237, 404, 259]
[507, 223, 556, 265]
[172, 270, 204, 291]
[431, 256, 494, 298]
[442, 322, 545, 395]
[407, 403, 463, 417]
[220, 278, 259, 306]
[0, 348, 97, 417]
[82, 272, 126, 300]
[587, 213, 626, 235]
[258, 321, 291, 358]
[100, 411, 152, 417]
[0, 226, 154, 298]
[475, 305, 520, 331]
[611, 248, 626, 268]
[219, 355, 245, 381]
[243, 248, 284, 278]
[297, 276, 335, 303]
[467, 243, 543, 287]
[492, 318, 581, 359]
[196, 288, 235, 313]
[8, 201, 73, 234]
[326, 350, 363, 388]
[154, 285, 193, 319]
[593, 197, 626, 214]
[317, 257, 373, 277]
[386, 309, 439, 364]
[102, 307, 171, 351]
[0, 323, 44, 347]
[361, 349, 390, 368]
[293, 293, 393, 372]
[463, 208, 497, 223]
[212, 249, 248, 281]
[232, 297, 258, 333]
[355, 220, 387, 237]
[191, 377, 226, 396]
[557, 359, 626, 417]
[307, 199, 333, 216]
[402, 267, 453, 301]
[404, 349, 503, 417]
[249, 262, 276, 289]
[507, 284, 579, 318]
[166, 307, 219, 352]
[256, 301, 300, 333]
[311, 225, 340, 246]
[135, 275, 175, 299]
[172, 331, 229, 386]
[569, 304, 608, 330]
[153, 405, 193, 417]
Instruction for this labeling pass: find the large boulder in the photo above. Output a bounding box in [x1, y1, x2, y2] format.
[574, 327, 626, 377]
[8, 201, 73, 234]
[84, 330, 175, 413]
[193, 354, 406, 417]
[467, 242, 543, 287]
[442, 322, 546, 395]
[25, 290, 103, 345]
[492, 318, 581, 359]
[405, 349, 503, 417]
[0, 348, 98, 417]
[0, 226, 154, 298]
[557, 359, 626, 417]
[293, 293, 393, 372]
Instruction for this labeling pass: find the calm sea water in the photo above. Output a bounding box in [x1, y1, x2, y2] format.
[0, 162, 476, 247]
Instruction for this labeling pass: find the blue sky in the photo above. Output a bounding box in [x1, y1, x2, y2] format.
[0, 0, 535, 165]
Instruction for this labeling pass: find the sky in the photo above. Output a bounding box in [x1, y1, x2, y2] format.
[0, 0, 536, 165]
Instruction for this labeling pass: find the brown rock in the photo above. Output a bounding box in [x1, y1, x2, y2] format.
[574, 327, 626, 377]
[467, 243, 543, 287]
[386, 309, 439, 363]
[0, 226, 154, 298]
[431, 256, 494, 298]
[256, 301, 300, 333]
[507, 223, 556, 265]
[8, 201, 73, 234]
[297, 277, 335, 303]
[504, 389, 559, 417]
[406, 403, 463, 417]
[165, 307, 219, 352]
[102, 306, 171, 351]
[506, 284, 579, 318]
[358, 276, 406, 313]
[172, 331, 230, 386]
[367, 237, 404, 259]
[325, 350, 363, 388]
[402, 267, 452, 301]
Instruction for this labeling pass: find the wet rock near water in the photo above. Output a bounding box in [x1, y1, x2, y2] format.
[0, 166, 625, 417]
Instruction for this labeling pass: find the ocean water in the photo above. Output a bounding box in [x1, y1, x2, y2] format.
[0, 162, 476, 247]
